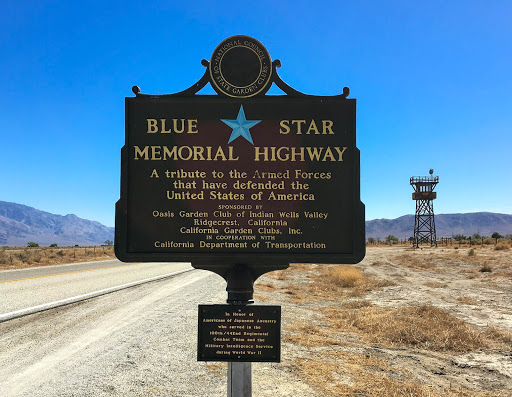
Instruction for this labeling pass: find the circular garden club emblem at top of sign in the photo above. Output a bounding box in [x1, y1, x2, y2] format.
[209, 35, 272, 98]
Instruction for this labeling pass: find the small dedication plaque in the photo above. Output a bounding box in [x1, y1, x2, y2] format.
[198, 305, 281, 362]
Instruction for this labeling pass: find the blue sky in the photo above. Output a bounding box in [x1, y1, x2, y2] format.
[1, 1, 511, 227]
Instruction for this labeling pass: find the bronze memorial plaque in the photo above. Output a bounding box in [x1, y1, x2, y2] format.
[198, 304, 281, 362]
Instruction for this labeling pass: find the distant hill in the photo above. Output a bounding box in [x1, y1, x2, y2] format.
[366, 212, 512, 240]
[0, 201, 114, 246]
[2, 200, 510, 246]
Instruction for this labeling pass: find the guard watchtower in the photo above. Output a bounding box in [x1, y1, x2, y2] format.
[410, 169, 438, 247]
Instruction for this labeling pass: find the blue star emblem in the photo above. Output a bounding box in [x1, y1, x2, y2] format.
[221, 105, 261, 145]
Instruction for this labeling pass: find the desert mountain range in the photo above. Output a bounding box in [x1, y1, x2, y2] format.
[1, 200, 511, 246]
[366, 212, 512, 239]
[0, 201, 114, 246]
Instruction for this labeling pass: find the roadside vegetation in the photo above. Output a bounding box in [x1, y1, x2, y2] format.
[254, 246, 512, 396]
[367, 233, 512, 248]
[0, 245, 115, 269]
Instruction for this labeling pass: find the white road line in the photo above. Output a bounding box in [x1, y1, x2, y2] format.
[0, 268, 195, 323]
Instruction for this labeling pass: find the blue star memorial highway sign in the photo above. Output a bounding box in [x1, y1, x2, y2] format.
[221, 105, 261, 145]
[116, 35, 365, 271]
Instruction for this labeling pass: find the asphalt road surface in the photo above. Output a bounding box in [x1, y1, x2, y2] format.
[0, 263, 229, 396]
[0, 260, 193, 314]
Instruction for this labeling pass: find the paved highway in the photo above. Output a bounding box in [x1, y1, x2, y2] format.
[0, 259, 137, 282]
[0, 259, 193, 315]
[0, 268, 229, 396]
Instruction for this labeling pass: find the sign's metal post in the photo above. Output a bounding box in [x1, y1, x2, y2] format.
[226, 264, 254, 304]
[226, 264, 254, 397]
[228, 362, 251, 397]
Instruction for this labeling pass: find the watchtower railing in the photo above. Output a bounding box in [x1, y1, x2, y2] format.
[410, 176, 439, 184]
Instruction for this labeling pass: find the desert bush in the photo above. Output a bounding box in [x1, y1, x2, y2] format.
[396, 254, 436, 269]
[342, 300, 372, 309]
[483, 238, 494, 245]
[468, 248, 475, 256]
[327, 304, 488, 352]
[32, 252, 43, 263]
[57, 250, 66, 257]
[453, 234, 466, 242]
[17, 250, 30, 263]
[292, 354, 446, 397]
[456, 296, 478, 305]
[326, 265, 363, 288]
[0, 251, 9, 264]
[385, 235, 398, 244]
[483, 327, 512, 346]
[256, 282, 277, 292]
[492, 232, 502, 242]
[480, 264, 493, 272]
[310, 265, 393, 299]
[424, 281, 447, 288]
[495, 242, 511, 251]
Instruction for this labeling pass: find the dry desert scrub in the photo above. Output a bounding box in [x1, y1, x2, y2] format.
[284, 265, 501, 351]
[292, 353, 478, 397]
[395, 253, 437, 270]
[284, 323, 341, 347]
[255, 282, 277, 292]
[0, 246, 115, 270]
[273, 253, 512, 396]
[393, 247, 512, 280]
[322, 304, 511, 352]
[495, 242, 511, 251]
[326, 265, 364, 287]
[456, 296, 479, 305]
[480, 264, 493, 273]
[266, 263, 314, 281]
[0, 250, 9, 265]
[306, 265, 394, 299]
[424, 281, 448, 288]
